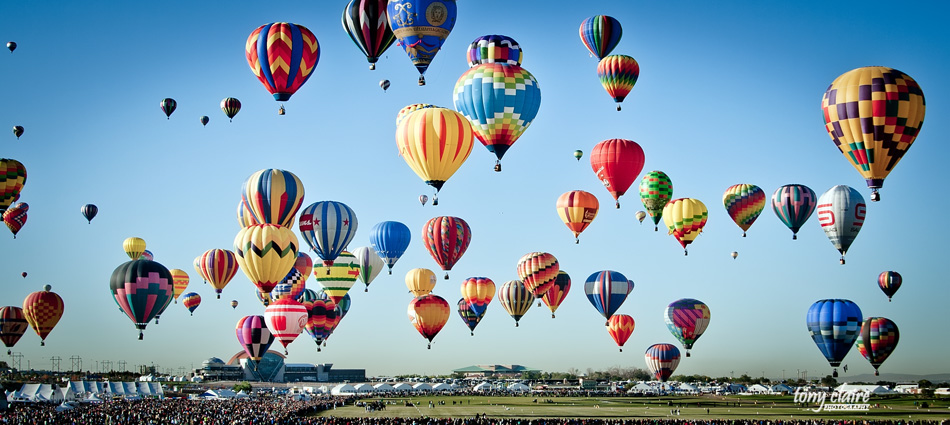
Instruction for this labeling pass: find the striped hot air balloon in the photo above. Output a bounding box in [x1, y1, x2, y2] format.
[457, 298, 482, 336]
[370, 221, 411, 275]
[722, 184, 766, 237]
[516, 252, 559, 299]
[246, 22, 320, 109]
[263, 298, 308, 354]
[122, 237, 146, 261]
[299, 201, 358, 271]
[556, 190, 599, 243]
[459, 277, 495, 318]
[181, 292, 201, 316]
[405, 268, 437, 297]
[597, 55, 639, 111]
[234, 224, 299, 295]
[664, 298, 711, 357]
[352, 246, 384, 291]
[541, 271, 570, 319]
[241, 169, 305, 229]
[584, 270, 633, 325]
[644, 343, 680, 382]
[198, 249, 241, 298]
[341, 0, 396, 70]
[0, 306, 28, 354]
[407, 294, 450, 349]
[662, 198, 708, 256]
[422, 216, 471, 280]
[807, 299, 863, 377]
[817, 185, 866, 264]
[878, 271, 902, 302]
[236, 315, 275, 366]
[771, 184, 817, 240]
[579, 15, 622, 60]
[498, 280, 534, 327]
[220, 97, 241, 121]
[314, 251, 360, 303]
[168, 269, 190, 304]
[607, 314, 635, 352]
[396, 108, 474, 203]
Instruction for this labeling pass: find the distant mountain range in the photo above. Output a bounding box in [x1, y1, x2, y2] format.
[838, 372, 950, 384]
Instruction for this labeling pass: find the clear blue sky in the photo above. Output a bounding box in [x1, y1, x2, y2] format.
[1, 0, 948, 380]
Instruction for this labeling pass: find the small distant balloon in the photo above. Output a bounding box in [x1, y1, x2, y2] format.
[231, 300, 239, 309]
[635, 211, 646, 224]
[200, 116, 210, 126]
[160, 98, 176, 119]
[878, 271, 901, 302]
[380, 79, 390, 92]
[12, 126, 23, 139]
[21, 272, 26, 278]
[81, 204, 98, 224]
[574, 150, 583, 161]
[419, 195, 428, 206]
[221, 98, 241, 122]
[731, 251, 738, 260]
[6, 42, 16, 53]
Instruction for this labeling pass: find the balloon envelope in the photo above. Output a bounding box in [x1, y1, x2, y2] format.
[806, 299, 862, 375]
[264, 298, 308, 352]
[236, 315, 275, 364]
[0, 306, 28, 350]
[353, 246, 384, 290]
[422, 216, 471, 278]
[3, 202, 28, 237]
[516, 252, 559, 297]
[664, 298, 711, 355]
[597, 55, 639, 110]
[181, 292, 201, 315]
[644, 343, 680, 382]
[639, 171, 672, 229]
[607, 314, 635, 351]
[584, 270, 633, 322]
[123, 237, 146, 260]
[816, 185, 866, 264]
[370, 221, 411, 274]
[878, 271, 902, 301]
[396, 108, 474, 195]
[460, 276, 495, 317]
[408, 294, 450, 347]
[387, 0, 457, 85]
[109, 260, 173, 339]
[541, 271, 570, 318]
[579, 15, 622, 59]
[23, 288, 64, 345]
[241, 169, 305, 229]
[722, 184, 765, 236]
[467, 34, 522, 67]
[342, 0, 396, 69]
[169, 269, 190, 302]
[405, 268, 437, 297]
[160, 98, 176, 119]
[856, 317, 899, 375]
[498, 280, 534, 327]
[771, 184, 817, 240]
[246, 22, 320, 102]
[0, 158, 27, 214]
[590, 139, 644, 208]
[299, 201, 358, 269]
[556, 190, 599, 242]
[662, 198, 708, 254]
[81, 204, 98, 223]
[313, 251, 361, 303]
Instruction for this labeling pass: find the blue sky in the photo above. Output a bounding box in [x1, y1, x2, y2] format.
[1, 0, 948, 379]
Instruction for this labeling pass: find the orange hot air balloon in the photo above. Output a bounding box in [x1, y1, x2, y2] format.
[22, 285, 64, 346]
[517, 252, 559, 298]
[590, 139, 645, 208]
[407, 294, 450, 349]
[460, 277, 495, 318]
[607, 314, 635, 352]
[541, 271, 571, 318]
[169, 269, 190, 304]
[405, 268, 437, 297]
[396, 108, 474, 204]
[556, 190, 599, 243]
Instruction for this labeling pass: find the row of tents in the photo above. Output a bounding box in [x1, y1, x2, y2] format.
[8, 381, 164, 403]
[305, 382, 531, 395]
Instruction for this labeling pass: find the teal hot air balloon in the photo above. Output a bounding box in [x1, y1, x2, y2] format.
[806, 299, 862, 378]
[110, 260, 174, 340]
[817, 185, 866, 264]
[160, 98, 176, 119]
[772, 184, 817, 240]
[387, 0, 457, 86]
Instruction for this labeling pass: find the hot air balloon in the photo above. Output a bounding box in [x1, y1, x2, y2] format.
[181, 292, 201, 316]
[234, 224, 299, 295]
[598, 55, 639, 111]
[303, 297, 330, 351]
[353, 246, 384, 291]
[817, 185, 866, 264]
[591, 139, 645, 208]
[396, 108, 474, 203]
[123, 237, 146, 260]
[371, 221, 411, 275]
[294, 252, 314, 282]
[419, 195, 428, 206]
[541, 271, 570, 319]
[273, 268, 306, 302]
[236, 315, 275, 366]
[23, 286, 65, 347]
[639, 171, 672, 231]
[21, 272, 26, 278]
[453, 62, 541, 172]
[856, 317, 899, 376]
[6, 42, 15, 53]
[200, 116, 209, 126]
[644, 343, 680, 382]
[396, 103, 436, 127]
[664, 298, 711, 357]
[299, 201, 358, 272]
[467, 34, 522, 67]
[517, 252, 559, 299]
[237, 200, 259, 228]
[574, 150, 583, 161]
[662, 198, 708, 255]
[80, 204, 98, 224]
[635, 211, 646, 224]
[387, 0, 457, 85]
[231, 300, 239, 309]
[408, 294, 450, 348]
[723, 184, 765, 237]
[0, 158, 27, 214]
[139, 250, 154, 261]
[246, 23, 320, 112]
[169, 269, 189, 304]
[264, 298, 308, 354]
[241, 169, 305, 229]
[0, 306, 28, 354]
[380, 79, 391, 92]
[457, 298, 482, 336]
[556, 190, 599, 243]
[878, 271, 901, 302]
[3, 202, 28, 238]
[422, 216, 471, 279]
[406, 268, 437, 297]
[807, 299, 862, 377]
[821, 67, 925, 202]
[313, 251, 360, 303]
[110, 260, 173, 340]
[342, 0, 396, 70]
[731, 251, 738, 260]
[193, 255, 206, 283]
[198, 249, 240, 299]
[12, 126, 23, 139]
[771, 184, 817, 240]
[460, 276, 495, 318]
[579, 15, 622, 59]
[221, 97, 241, 121]
[584, 270, 634, 324]
[607, 314, 635, 352]
[498, 280, 534, 327]
[160, 98, 176, 119]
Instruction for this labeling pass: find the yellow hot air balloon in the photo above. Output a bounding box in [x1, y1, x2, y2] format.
[234, 224, 299, 295]
[821, 67, 925, 202]
[396, 107, 474, 205]
[313, 251, 360, 304]
[169, 269, 190, 303]
[556, 190, 599, 243]
[123, 237, 146, 260]
[405, 268, 437, 297]
[662, 198, 708, 256]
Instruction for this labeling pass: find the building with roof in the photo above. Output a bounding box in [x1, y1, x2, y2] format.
[193, 351, 364, 383]
[452, 365, 540, 378]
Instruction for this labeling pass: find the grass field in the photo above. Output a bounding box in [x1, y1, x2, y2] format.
[312, 394, 950, 421]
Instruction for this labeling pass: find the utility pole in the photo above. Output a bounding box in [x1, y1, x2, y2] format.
[50, 356, 62, 372]
[10, 352, 22, 370]
[70, 355, 82, 372]
[117, 360, 126, 372]
[101, 360, 112, 373]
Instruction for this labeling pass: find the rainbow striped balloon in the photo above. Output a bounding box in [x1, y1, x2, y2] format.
[722, 184, 766, 237]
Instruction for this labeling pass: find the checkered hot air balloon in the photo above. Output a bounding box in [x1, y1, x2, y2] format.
[0, 306, 28, 354]
[639, 171, 673, 231]
[722, 184, 765, 237]
[387, 0, 457, 86]
[23, 286, 64, 346]
[541, 271, 570, 319]
[516, 252, 559, 299]
[821, 67, 925, 202]
[407, 294, 450, 348]
[664, 298, 711, 357]
[597, 55, 639, 111]
[342, 0, 396, 70]
[236, 315, 275, 366]
[878, 271, 902, 302]
[241, 169, 305, 229]
[817, 185, 866, 265]
[467, 34, 522, 67]
[856, 317, 899, 376]
[246, 23, 320, 112]
[556, 190, 599, 243]
[3, 202, 28, 238]
[607, 314, 635, 352]
[422, 216, 471, 280]
[771, 184, 817, 240]
[807, 299, 863, 378]
[590, 139, 645, 208]
[460, 277, 495, 318]
[644, 343, 680, 382]
[272, 268, 305, 302]
[110, 261, 172, 340]
[662, 198, 708, 256]
[584, 270, 633, 325]
[498, 280, 534, 327]
[579, 15, 622, 60]
[0, 158, 27, 215]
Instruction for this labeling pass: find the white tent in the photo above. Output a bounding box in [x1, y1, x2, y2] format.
[354, 383, 375, 393]
[473, 382, 492, 392]
[431, 383, 453, 391]
[626, 383, 655, 394]
[835, 384, 896, 395]
[506, 383, 529, 392]
[83, 393, 104, 403]
[392, 383, 413, 391]
[412, 383, 432, 391]
[330, 384, 357, 395]
[14, 384, 64, 403]
[373, 383, 394, 392]
[746, 384, 770, 394]
[235, 391, 250, 399]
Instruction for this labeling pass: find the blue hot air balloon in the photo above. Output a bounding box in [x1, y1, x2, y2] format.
[299, 201, 358, 273]
[387, 0, 457, 86]
[806, 299, 863, 377]
[370, 221, 411, 275]
[584, 270, 634, 325]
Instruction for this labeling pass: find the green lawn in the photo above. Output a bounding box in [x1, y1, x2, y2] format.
[311, 394, 950, 421]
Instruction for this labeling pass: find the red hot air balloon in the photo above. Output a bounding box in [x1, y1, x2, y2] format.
[516, 252, 559, 299]
[264, 298, 308, 354]
[246, 23, 320, 113]
[607, 314, 635, 352]
[422, 216, 471, 280]
[0, 306, 28, 354]
[590, 139, 645, 208]
[23, 285, 65, 346]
